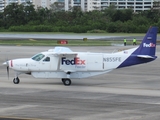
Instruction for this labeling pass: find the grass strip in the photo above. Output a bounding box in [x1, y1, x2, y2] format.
[0, 39, 141, 46]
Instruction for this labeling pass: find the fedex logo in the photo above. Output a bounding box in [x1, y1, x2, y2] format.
[143, 43, 155, 47]
[61, 57, 85, 65]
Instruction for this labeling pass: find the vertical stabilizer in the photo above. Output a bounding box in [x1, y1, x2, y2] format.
[118, 26, 158, 68]
[134, 26, 158, 56]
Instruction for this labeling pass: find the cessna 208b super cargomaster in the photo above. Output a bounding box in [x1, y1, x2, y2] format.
[3, 26, 158, 86]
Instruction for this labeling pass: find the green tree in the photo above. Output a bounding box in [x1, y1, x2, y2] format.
[3, 3, 25, 28]
[24, 2, 37, 23]
[36, 7, 51, 24]
[102, 5, 116, 22]
[112, 9, 133, 22]
[1, 2, 160, 33]
[50, 2, 64, 12]
[0, 12, 4, 28]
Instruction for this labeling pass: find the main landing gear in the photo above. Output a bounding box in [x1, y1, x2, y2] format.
[13, 77, 20, 84]
[62, 71, 72, 86]
[62, 78, 72, 86]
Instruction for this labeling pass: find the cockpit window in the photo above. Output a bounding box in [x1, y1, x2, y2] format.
[43, 57, 50, 62]
[32, 53, 45, 61]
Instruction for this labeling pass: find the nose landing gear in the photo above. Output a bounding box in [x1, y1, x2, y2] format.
[13, 77, 20, 84]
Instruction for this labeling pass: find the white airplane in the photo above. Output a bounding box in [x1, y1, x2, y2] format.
[3, 26, 158, 86]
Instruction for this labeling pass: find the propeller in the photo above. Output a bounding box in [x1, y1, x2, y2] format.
[3, 60, 9, 80]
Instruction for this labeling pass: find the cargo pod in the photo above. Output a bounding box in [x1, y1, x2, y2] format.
[87, 53, 103, 71]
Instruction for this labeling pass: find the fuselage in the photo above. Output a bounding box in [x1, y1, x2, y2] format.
[6, 45, 157, 79]
[7, 49, 135, 72]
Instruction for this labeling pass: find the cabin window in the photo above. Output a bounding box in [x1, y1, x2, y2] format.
[43, 57, 50, 62]
[32, 53, 45, 61]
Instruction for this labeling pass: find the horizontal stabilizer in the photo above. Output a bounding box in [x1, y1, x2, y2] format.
[137, 55, 154, 59]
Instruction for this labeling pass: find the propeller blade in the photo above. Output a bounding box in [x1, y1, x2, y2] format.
[7, 66, 9, 80]
[3, 61, 9, 80]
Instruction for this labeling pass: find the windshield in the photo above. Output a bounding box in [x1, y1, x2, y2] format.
[32, 53, 45, 61]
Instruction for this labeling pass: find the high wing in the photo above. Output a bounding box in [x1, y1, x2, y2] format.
[48, 46, 73, 53]
[48, 46, 78, 57]
[53, 52, 78, 57]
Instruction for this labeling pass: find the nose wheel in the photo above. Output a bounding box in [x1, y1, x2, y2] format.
[62, 78, 71, 86]
[13, 77, 20, 84]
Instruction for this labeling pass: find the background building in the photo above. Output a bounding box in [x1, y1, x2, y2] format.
[0, 0, 158, 12]
[32, 0, 50, 9]
[0, 0, 4, 12]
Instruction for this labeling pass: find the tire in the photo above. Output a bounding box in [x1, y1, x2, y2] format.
[63, 79, 71, 86]
[13, 77, 20, 84]
[62, 78, 65, 83]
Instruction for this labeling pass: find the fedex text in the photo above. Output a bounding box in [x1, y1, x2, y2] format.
[61, 57, 85, 65]
[143, 43, 155, 47]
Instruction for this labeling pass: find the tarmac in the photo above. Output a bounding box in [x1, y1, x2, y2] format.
[0, 45, 160, 120]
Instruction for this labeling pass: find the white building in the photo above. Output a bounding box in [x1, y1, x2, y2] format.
[56, 0, 154, 12]
[0, 0, 4, 12]
[32, 0, 51, 9]
[0, 0, 35, 12]
[5, 0, 33, 6]
[0, 0, 157, 12]
[0, 0, 50, 11]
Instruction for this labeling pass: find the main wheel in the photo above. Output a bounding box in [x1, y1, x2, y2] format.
[63, 79, 71, 86]
[13, 77, 20, 84]
[62, 78, 65, 83]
